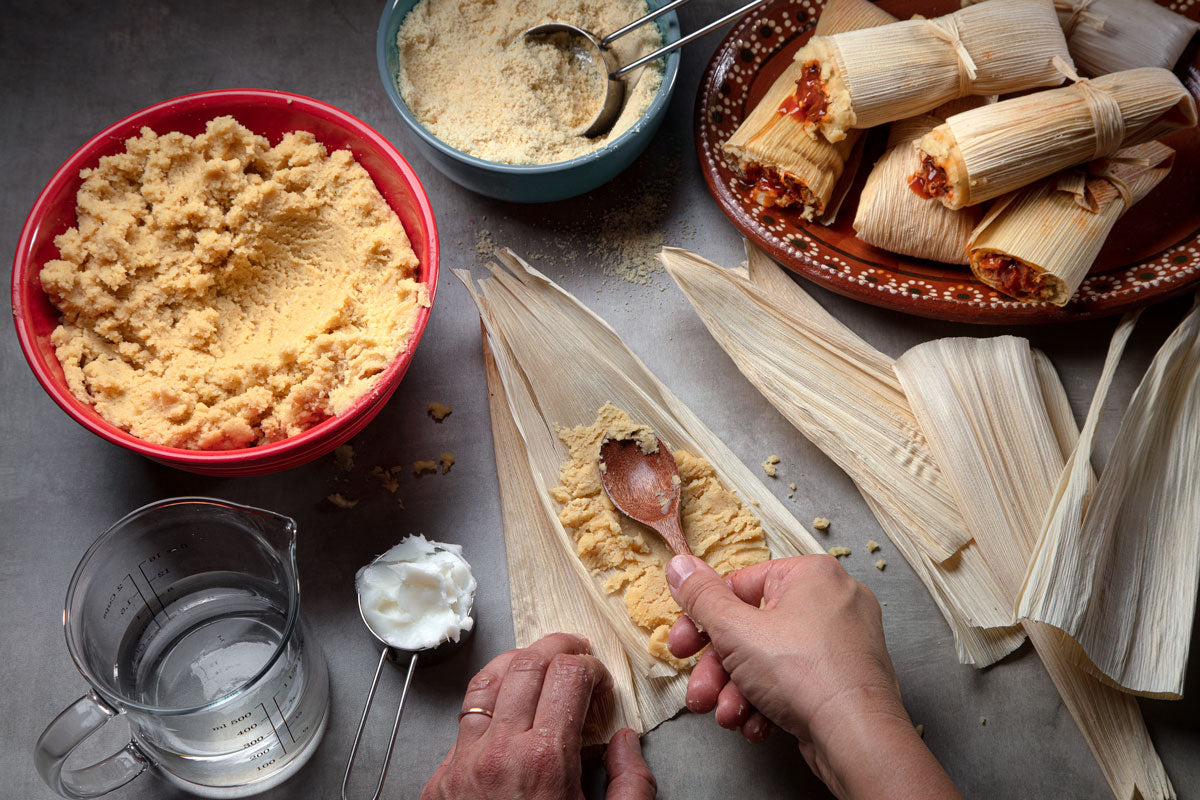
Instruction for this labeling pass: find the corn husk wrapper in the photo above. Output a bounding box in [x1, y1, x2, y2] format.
[662, 243, 1173, 797]
[853, 97, 990, 264]
[968, 141, 1175, 304]
[1018, 296, 1200, 698]
[660, 243, 1025, 667]
[483, 340, 643, 739]
[915, 66, 1197, 209]
[964, 0, 1200, 77]
[793, 0, 1071, 143]
[722, 0, 896, 220]
[458, 251, 824, 743]
[894, 328, 1174, 800]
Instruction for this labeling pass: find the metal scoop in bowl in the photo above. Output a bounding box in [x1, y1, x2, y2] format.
[522, 0, 770, 137]
[341, 551, 475, 800]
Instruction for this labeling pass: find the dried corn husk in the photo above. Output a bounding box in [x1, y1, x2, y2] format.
[894, 328, 1174, 800]
[914, 66, 1196, 209]
[969, 141, 1175, 304]
[483, 340, 643, 740]
[663, 244, 1173, 797]
[459, 251, 824, 742]
[853, 97, 990, 263]
[722, 0, 895, 219]
[964, 0, 1200, 77]
[1019, 297, 1200, 698]
[792, 0, 1071, 143]
[660, 243, 1025, 667]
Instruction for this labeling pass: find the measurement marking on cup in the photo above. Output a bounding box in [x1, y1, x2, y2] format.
[136, 562, 171, 619]
[258, 703, 288, 755]
[273, 696, 297, 744]
[126, 574, 164, 630]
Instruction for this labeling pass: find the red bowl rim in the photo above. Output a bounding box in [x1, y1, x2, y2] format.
[11, 88, 439, 467]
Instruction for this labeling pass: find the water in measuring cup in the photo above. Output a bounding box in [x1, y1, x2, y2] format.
[115, 575, 328, 798]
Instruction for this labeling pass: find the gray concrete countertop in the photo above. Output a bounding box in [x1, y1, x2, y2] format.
[2, 1, 1196, 798]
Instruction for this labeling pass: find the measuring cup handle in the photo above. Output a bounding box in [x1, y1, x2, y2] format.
[35, 691, 149, 799]
[341, 650, 419, 800]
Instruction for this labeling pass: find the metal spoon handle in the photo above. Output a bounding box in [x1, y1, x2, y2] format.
[601, 0, 696, 47]
[613, 0, 771, 77]
[341, 649, 420, 800]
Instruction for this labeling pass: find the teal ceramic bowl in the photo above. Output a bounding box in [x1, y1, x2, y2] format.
[376, 0, 681, 203]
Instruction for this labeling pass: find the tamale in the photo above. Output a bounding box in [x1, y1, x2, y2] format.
[660, 243, 1026, 667]
[1019, 298, 1200, 699]
[965, 0, 1200, 77]
[968, 141, 1174, 304]
[894, 331, 1174, 800]
[459, 250, 824, 740]
[787, 0, 1071, 143]
[910, 66, 1196, 209]
[722, 0, 896, 218]
[853, 97, 990, 264]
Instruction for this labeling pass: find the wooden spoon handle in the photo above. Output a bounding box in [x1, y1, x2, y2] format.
[653, 514, 692, 558]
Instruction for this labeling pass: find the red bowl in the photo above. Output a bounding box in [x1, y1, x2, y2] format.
[11, 89, 439, 476]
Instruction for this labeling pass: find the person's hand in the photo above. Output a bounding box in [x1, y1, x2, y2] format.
[420, 633, 657, 800]
[666, 555, 961, 800]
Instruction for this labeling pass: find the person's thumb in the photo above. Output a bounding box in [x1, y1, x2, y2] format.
[604, 729, 656, 800]
[666, 555, 751, 640]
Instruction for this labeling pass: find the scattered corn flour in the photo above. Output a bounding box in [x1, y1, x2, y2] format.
[395, 0, 665, 165]
[39, 117, 428, 450]
[552, 404, 770, 667]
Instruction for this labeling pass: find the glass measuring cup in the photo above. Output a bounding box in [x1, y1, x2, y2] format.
[35, 497, 330, 799]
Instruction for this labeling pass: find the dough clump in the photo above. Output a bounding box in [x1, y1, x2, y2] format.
[40, 117, 428, 450]
[552, 404, 770, 667]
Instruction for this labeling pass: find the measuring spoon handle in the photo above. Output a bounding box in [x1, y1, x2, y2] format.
[601, 0, 696, 47]
[613, 0, 771, 77]
[341, 649, 420, 800]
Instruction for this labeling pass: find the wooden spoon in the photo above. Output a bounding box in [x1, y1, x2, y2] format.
[599, 434, 692, 556]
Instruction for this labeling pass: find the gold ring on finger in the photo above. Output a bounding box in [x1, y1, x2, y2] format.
[457, 707, 494, 722]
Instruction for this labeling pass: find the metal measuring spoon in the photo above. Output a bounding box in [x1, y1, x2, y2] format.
[599, 433, 692, 556]
[341, 557, 474, 800]
[522, 0, 771, 137]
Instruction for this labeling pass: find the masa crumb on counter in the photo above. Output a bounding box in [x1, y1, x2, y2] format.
[394, 0, 664, 165]
[40, 117, 428, 450]
[551, 404, 770, 667]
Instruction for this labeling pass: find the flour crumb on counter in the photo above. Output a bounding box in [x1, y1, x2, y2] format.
[475, 229, 497, 261]
[327, 493, 358, 509]
[427, 401, 453, 422]
[875, 559, 887, 571]
[761, 454, 781, 477]
[980, 716, 987, 726]
[440, 451, 456, 474]
[371, 465, 402, 494]
[828, 546, 851, 558]
[334, 444, 355, 472]
[813, 516, 831, 531]
[867, 539, 880, 552]
[414, 460, 439, 477]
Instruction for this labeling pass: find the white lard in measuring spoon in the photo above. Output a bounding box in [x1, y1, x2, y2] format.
[343, 535, 476, 799]
[355, 535, 476, 650]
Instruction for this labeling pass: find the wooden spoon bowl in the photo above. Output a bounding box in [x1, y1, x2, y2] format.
[599, 434, 692, 557]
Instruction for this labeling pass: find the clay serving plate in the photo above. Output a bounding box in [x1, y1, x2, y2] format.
[695, 0, 1200, 324]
